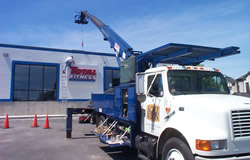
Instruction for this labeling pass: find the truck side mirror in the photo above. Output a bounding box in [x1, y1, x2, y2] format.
[136, 73, 145, 94]
[136, 73, 146, 102]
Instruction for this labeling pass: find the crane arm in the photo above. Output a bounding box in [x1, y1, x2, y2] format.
[75, 11, 136, 62]
[75, 11, 240, 75]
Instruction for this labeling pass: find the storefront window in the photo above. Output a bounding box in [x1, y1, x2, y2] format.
[14, 64, 29, 90]
[30, 65, 43, 90]
[13, 64, 57, 101]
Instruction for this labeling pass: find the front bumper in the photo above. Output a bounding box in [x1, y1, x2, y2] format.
[195, 155, 250, 160]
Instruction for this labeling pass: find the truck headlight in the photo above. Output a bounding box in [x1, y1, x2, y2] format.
[196, 139, 227, 151]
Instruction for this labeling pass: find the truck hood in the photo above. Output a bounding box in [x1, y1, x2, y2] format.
[172, 94, 250, 111]
[170, 94, 250, 156]
[170, 94, 250, 139]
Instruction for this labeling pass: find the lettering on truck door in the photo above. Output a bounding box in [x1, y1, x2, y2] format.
[141, 73, 165, 136]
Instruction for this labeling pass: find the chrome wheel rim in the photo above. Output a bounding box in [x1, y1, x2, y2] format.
[166, 149, 185, 160]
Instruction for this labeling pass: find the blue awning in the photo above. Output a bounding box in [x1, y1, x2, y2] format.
[137, 43, 240, 65]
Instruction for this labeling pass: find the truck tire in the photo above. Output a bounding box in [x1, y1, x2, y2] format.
[161, 137, 194, 160]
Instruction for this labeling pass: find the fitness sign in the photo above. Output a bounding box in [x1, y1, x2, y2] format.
[69, 66, 96, 82]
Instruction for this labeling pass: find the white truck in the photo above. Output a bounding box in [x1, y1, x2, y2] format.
[66, 11, 250, 160]
[135, 65, 250, 159]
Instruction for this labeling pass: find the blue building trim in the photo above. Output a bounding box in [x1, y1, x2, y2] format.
[103, 66, 120, 92]
[0, 43, 116, 57]
[56, 63, 60, 101]
[57, 99, 90, 102]
[10, 61, 15, 101]
[0, 99, 12, 102]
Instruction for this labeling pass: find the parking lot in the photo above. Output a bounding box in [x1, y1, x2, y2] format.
[0, 117, 139, 160]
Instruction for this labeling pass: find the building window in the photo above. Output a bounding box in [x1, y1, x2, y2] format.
[246, 82, 249, 93]
[13, 64, 57, 101]
[104, 68, 120, 91]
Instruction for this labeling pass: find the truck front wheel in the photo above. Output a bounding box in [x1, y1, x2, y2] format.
[162, 137, 194, 160]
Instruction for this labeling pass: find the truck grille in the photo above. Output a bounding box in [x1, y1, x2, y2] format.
[232, 110, 250, 139]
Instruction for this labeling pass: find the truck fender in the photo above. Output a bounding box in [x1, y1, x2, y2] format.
[156, 127, 191, 159]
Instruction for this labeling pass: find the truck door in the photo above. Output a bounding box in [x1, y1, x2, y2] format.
[141, 72, 165, 136]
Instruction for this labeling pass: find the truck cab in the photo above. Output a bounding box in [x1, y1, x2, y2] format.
[136, 65, 250, 160]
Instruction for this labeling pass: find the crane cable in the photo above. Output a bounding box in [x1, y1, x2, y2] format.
[81, 28, 84, 49]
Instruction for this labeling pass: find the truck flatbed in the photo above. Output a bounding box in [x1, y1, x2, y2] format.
[137, 43, 240, 66]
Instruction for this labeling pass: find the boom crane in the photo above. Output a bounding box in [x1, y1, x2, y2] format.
[75, 11, 240, 74]
[75, 11, 140, 66]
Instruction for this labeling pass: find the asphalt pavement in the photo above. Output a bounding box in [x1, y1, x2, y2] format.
[0, 117, 139, 160]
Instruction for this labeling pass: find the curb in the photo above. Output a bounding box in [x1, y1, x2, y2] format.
[0, 114, 67, 120]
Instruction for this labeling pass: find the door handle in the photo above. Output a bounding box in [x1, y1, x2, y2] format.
[165, 111, 175, 120]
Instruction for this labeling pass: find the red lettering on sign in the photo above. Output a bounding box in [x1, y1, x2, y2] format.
[69, 66, 96, 81]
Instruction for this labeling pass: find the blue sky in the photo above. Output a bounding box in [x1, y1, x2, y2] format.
[1, 0, 249, 79]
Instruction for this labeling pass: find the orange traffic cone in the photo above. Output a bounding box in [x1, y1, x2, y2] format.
[3, 114, 9, 129]
[32, 114, 38, 128]
[44, 114, 50, 129]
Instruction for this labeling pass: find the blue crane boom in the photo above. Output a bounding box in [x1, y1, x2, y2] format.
[75, 11, 137, 66]
[75, 11, 240, 73]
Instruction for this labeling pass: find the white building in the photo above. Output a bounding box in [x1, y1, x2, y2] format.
[0, 43, 119, 116]
[236, 71, 250, 93]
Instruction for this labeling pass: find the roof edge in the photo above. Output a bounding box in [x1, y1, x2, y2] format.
[0, 43, 115, 57]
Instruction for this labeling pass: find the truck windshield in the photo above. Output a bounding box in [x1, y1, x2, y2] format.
[168, 70, 229, 95]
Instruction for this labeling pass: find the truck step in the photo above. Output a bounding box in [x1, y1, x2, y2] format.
[137, 153, 150, 160]
[138, 141, 149, 152]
